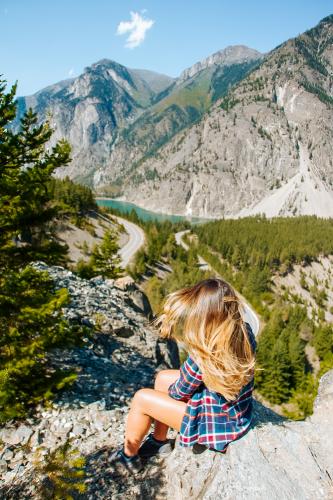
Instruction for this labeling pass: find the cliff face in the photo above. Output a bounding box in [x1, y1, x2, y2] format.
[1, 264, 332, 499]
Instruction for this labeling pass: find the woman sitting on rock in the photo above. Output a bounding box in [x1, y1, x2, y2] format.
[109, 277, 257, 474]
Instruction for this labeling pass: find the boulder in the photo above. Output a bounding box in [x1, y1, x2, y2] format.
[125, 289, 153, 318]
[114, 276, 136, 291]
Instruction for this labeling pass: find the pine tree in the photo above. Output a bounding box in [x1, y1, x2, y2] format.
[313, 324, 333, 360]
[90, 229, 122, 278]
[0, 266, 83, 422]
[263, 330, 293, 404]
[288, 327, 307, 388]
[0, 76, 86, 421]
[0, 77, 71, 270]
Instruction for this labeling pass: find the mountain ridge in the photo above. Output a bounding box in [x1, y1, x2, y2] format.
[117, 15, 333, 217]
[11, 16, 333, 217]
[178, 44, 264, 82]
[12, 44, 262, 189]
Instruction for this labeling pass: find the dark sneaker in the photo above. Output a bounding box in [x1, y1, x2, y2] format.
[138, 433, 173, 458]
[107, 448, 143, 476]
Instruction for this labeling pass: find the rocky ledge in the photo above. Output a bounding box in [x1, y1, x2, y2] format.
[0, 263, 332, 499]
[166, 368, 333, 499]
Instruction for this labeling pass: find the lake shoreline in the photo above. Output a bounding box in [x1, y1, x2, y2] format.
[96, 197, 215, 224]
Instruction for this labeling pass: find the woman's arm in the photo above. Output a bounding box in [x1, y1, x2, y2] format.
[168, 355, 203, 402]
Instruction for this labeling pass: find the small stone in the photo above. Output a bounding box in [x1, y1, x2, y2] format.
[30, 430, 43, 447]
[113, 325, 134, 338]
[81, 318, 93, 328]
[0, 458, 8, 473]
[71, 424, 85, 437]
[3, 448, 14, 461]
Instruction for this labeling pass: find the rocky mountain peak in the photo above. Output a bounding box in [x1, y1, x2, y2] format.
[88, 58, 124, 70]
[84, 58, 134, 86]
[178, 44, 263, 83]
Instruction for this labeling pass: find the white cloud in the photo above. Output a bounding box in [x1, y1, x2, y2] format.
[116, 11, 154, 49]
[68, 68, 75, 77]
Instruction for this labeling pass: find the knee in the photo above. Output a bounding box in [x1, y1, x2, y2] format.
[132, 388, 151, 408]
[154, 370, 170, 391]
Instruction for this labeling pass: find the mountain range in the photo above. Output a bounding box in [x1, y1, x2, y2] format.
[12, 15, 333, 217]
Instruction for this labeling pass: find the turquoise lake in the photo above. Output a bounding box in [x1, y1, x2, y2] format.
[96, 199, 212, 224]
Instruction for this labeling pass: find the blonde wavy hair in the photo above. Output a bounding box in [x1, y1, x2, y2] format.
[153, 278, 256, 401]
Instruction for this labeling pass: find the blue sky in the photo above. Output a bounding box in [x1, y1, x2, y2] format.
[1, 1, 332, 97]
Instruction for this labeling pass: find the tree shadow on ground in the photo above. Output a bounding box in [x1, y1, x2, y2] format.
[50, 332, 158, 410]
[0, 448, 167, 500]
[83, 446, 167, 499]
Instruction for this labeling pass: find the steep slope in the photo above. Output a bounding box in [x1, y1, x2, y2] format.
[130, 68, 175, 94]
[120, 15, 333, 217]
[0, 263, 178, 496]
[1, 263, 332, 498]
[12, 59, 174, 185]
[93, 46, 262, 193]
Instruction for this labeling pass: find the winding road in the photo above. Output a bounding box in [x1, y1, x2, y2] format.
[175, 230, 260, 337]
[115, 216, 145, 268]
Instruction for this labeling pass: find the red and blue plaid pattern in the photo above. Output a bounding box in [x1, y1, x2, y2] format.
[168, 323, 257, 453]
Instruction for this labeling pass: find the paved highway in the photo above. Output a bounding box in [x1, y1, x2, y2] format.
[175, 230, 260, 336]
[116, 216, 145, 268]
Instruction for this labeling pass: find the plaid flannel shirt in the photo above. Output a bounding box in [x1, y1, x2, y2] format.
[168, 322, 257, 453]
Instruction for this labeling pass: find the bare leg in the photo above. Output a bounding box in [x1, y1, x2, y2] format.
[124, 387, 186, 457]
[153, 369, 180, 440]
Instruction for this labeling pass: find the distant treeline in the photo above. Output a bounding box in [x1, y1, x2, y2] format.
[102, 206, 208, 313]
[193, 215, 333, 272]
[48, 176, 97, 215]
